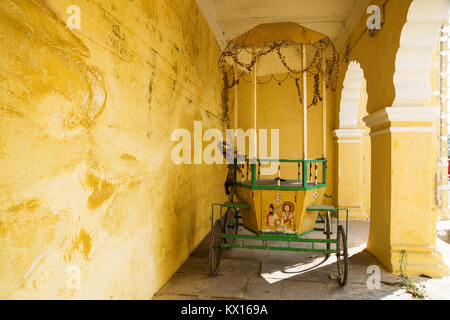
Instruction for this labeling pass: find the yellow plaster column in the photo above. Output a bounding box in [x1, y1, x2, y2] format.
[334, 129, 369, 220]
[364, 107, 449, 277]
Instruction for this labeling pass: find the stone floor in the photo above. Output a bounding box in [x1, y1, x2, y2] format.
[154, 220, 450, 300]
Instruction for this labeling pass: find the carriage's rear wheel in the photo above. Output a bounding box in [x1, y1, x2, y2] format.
[222, 208, 239, 248]
[336, 225, 348, 286]
[208, 220, 223, 276]
[324, 212, 331, 259]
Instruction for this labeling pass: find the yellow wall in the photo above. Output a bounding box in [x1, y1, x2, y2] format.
[0, 0, 226, 299]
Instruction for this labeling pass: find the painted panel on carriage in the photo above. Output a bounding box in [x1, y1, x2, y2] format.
[261, 191, 297, 234]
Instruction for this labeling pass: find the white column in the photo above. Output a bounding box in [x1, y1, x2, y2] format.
[302, 44, 308, 160]
[252, 47, 258, 160]
[322, 48, 327, 159]
[234, 64, 239, 130]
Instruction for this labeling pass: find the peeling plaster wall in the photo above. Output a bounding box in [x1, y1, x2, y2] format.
[0, 0, 226, 299]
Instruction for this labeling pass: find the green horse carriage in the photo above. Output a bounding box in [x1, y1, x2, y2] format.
[209, 23, 349, 286]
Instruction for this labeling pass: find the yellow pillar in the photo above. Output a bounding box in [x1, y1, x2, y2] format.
[334, 129, 369, 220]
[364, 107, 449, 277]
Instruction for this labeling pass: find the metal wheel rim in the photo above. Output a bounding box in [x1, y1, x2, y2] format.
[208, 220, 223, 276]
[325, 212, 331, 259]
[336, 225, 348, 286]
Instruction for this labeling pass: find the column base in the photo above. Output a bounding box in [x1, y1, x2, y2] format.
[436, 207, 450, 221]
[368, 243, 449, 278]
[391, 246, 449, 278]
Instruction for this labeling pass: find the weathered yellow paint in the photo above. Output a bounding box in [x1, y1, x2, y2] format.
[0, 0, 226, 299]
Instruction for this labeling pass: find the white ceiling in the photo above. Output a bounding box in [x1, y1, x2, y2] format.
[196, 0, 371, 50]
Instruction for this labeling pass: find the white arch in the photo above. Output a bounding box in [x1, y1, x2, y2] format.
[393, 0, 450, 106]
[339, 61, 365, 129]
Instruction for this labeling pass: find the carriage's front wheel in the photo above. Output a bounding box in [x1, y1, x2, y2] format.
[336, 225, 348, 286]
[208, 220, 223, 276]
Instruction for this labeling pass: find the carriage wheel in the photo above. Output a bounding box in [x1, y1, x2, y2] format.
[208, 220, 223, 276]
[324, 212, 331, 259]
[222, 208, 239, 248]
[336, 225, 348, 286]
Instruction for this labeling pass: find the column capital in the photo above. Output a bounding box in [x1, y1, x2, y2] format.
[363, 106, 439, 137]
[333, 129, 366, 143]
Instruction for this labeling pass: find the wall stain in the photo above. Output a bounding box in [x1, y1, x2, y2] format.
[63, 65, 107, 130]
[0, 105, 24, 118]
[121, 153, 137, 161]
[85, 173, 115, 210]
[108, 24, 128, 58]
[72, 229, 92, 260]
[7, 199, 41, 213]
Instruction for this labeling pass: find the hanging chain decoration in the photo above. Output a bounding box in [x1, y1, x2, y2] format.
[309, 73, 323, 108]
[294, 78, 303, 105]
[221, 68, 240, 126]
[218, 36, 340, 126]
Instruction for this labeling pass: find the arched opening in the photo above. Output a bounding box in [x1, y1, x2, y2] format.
[393, 0, 449, 107]
[334, 61, 370, 221]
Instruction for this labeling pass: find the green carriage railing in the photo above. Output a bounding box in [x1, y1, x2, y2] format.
[232, 158, 327, 191]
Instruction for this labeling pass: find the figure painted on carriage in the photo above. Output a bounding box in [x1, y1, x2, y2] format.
[265, 204, 280, 229]
[281, 201, 295, 229]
